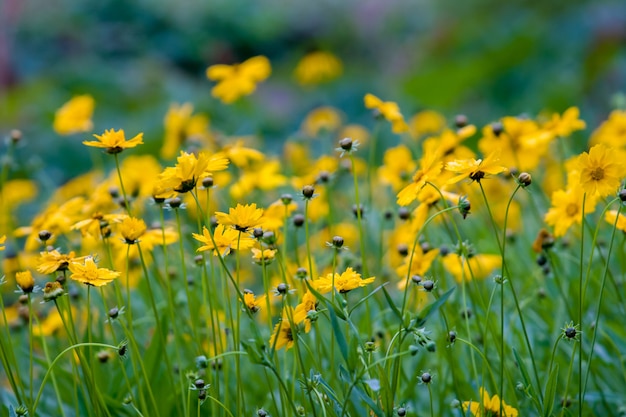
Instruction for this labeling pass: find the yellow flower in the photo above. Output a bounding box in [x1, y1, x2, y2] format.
[243, 290, 265, 314]
[71, 213, 128, 238]
[577, 144, 623, 198]
[364, 93, 409, 134]
[229, 160, 287, 200]
[251, 248, 277, 265]
[409, 110, 446, 137]
[605, 210, 626, 233]
[269, 308, 295, 351]
[154, 151, 229, 197]
[0, 235, 5, 251]
[442, 253, 501, 283]
[293, 291, 318, 332]
[590, 110, 626, 148]
[262, 199, 298, 231]
[301, 106, 343, 137]
[161, 103, 213, 159]
[378, 145, 417, 192]
[206, 55, 271, 104]
[445, 150, 507, 185]
[83, 129, 143, 154]
[544, 186, 596, 237]
[396, 149, 443, 206]
[215, 203, 265, 232]
[313, 267, 375, 294]
[395, 247, 440, 289]
[294, 51, 343, 86]
[543, 106, 586, 137]
[53, 95, 95, 135]
[16, 270, 35, 293]
[120, 217, 147, 244]
[37, 250, 84, 275]
[462, 387, 518, 417]
[68, 257, 120, 287]
[193, 225, 254, 256]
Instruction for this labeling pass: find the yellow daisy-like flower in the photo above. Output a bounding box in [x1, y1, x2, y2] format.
[293, 291, 318, 333]
[68, 257, 120, 287]
[53, 94, 95, 135]
[294, 51, 343, 86]
[397, 149, 443, 206]
[193, 225, 255, 256]
[83, 129, 144, 154]
[577, 144, 623, 198]
[605, 210, 626, 233]
[206, 55, 271, 104]
[16, 270, 35, 293]
[37, 250, 84, 275]
[243, 290, 265, 314]
[462, 387, 518, 417]
[120, 217, 147, 244]
[269, 308, 295, 351]
[0, 235, 5, 251]
[445, 150, 508, 185]
[364, 93, 409, 134]
[544, 186, 596, 237]
[313, 267, 375, 294]
[154, 151, 229, 197]
[215, 203, 265, 232]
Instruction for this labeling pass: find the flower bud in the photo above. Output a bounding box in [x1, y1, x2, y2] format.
[518, 172, 532, 187]
[302, 185, 315, 199]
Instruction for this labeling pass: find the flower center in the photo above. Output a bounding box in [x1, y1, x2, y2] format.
[590, 167, 605, 181]
[566, 203, 579, 217]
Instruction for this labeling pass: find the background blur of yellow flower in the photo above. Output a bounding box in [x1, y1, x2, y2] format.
[53, 94, 95, 135]
[410, 110, 446, 137]
[294, 51, 343, 86]
[301, 106, 343, 137]
[206, 55, 271, 104]
[364, 93, 409, 134]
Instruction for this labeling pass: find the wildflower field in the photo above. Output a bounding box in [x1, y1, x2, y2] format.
[2, 2, 626, 417]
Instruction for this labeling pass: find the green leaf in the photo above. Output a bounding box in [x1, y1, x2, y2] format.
[543, 364, 559, 417]
[381, 286, 402, 321]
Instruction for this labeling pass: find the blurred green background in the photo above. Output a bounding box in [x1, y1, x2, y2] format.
[1, 0, 625, 181]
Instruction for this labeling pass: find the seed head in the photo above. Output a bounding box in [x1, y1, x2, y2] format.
[302, 185, 316, 199]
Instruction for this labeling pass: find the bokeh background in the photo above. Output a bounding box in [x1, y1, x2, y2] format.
[1, 0, 626, 178]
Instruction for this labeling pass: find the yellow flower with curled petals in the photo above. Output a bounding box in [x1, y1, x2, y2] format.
[120, 217, 147, 244]
[0, 235, 5, 251]
[83, 129, 143, 154]
[68, 257, 120, 287]
[206, 55, 271, 104]
[16, 270, 35, 293]
[53, 95, 95, 135]
[364, 93, 409, 134]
